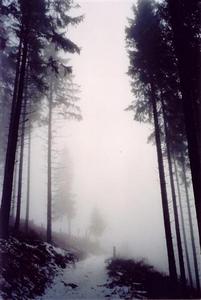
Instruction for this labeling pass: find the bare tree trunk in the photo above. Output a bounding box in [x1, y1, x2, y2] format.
[150, 81, 177, 284]
[161, 97, 186, 290]
[47, 76, 53, 243]
[0, 37, 22, 209]
[0, 98, 10, 185]
[0, 37, 28, 239]
[25, 114, 31, 233]
[10, 157, 18, 220]
[181, 153, 201, 294]
[15, 73, 28, 232]
[173, 156, 193, 289]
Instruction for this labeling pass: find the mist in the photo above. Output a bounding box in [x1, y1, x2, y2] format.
[1, 0, 200, 298]
[27, 0, 169, 273]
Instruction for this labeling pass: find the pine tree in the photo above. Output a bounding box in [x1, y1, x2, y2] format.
[126, 0, 178, 284]
[167, 0, 201, 244]
[0, 0, 82, 239]
[45, 57, 81, 242]
[161, 97, 186, 289]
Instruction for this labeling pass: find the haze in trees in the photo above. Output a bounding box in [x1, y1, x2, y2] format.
[89, 207, 106, 240]
[53, 147, 76, 236]
[0, 0, 200, 298]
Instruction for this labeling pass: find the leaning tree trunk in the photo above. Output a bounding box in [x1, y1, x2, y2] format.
[47, 76, 53, 243]
[181, 153, 201, 294]
[25, 113, 31, 233]
[173, 156, 193, 289]
[161, 97, 186, 290]
[167, 0, 201, 246]
[15, 74, 28, 232]
[0, 36, 28, 239]
[150, 81, 177, 284]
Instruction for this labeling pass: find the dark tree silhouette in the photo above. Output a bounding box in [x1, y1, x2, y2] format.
[126, 2, 201, 295]
[0, 0, 82, 239]
[125, 0, 178, 284]
[161, 97, 186, 289]
[167, 0, 201, 244]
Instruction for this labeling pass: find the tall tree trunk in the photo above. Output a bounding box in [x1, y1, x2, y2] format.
[0, 37, 28, 239]
[161, 98, 186, 290]
[0, 38, 22, 201]
[173, 157, 193, 289]
[150, 81, 177, 283]
[25, 114, 31, 233]
[0, 98, 9, 184]
[15, 74, 28, 232]
[47, 76, 53, 243]
[181, 153, 201, 294]
[10, 37, 23, 114]
[10, 158, 18, 220]
[167, 0, 201, 245]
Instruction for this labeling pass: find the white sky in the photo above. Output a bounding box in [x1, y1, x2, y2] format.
[30, 0, 169, 272]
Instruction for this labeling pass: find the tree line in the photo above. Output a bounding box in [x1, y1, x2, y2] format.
[0, 0, 82, 242]
[126, 0, 201, 295]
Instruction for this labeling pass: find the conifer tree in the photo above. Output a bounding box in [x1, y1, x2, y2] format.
[167, 1, 201, 240]
[0, 0, 82, 239]
[126, 0, 178, 284]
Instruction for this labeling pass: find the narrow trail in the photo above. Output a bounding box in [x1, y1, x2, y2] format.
[39, 255, 114, 299]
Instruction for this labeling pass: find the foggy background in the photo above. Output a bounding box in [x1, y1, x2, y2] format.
[27, 0, 169, 272]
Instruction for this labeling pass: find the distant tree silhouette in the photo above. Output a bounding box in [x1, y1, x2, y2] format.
[45, 59, 81, 243]
[53, 147, 76, 237]
[89, 208, 106, 239]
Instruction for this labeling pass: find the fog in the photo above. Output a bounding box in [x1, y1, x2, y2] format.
[28, 0, 169, 273]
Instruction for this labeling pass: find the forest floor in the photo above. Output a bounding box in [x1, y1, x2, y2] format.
[39, 254, 200, 300]
[0, 237, 79, 300]
[0, 236, 199, 299]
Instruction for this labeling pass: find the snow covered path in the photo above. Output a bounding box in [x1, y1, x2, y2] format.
[38, 255, 114, 299]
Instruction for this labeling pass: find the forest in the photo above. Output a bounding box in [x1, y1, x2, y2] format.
[0, 0, 200, 299]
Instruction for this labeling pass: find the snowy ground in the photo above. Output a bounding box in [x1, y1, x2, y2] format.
[38, 255, 132, 299]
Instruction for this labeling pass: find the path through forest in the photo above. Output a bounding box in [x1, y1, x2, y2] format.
[38, 255, 119, 299]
